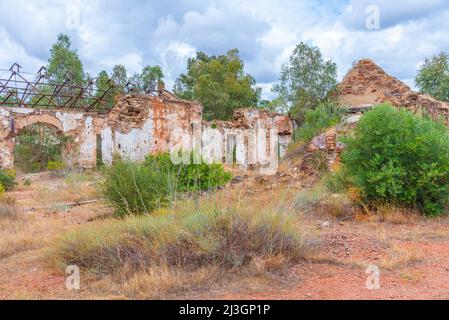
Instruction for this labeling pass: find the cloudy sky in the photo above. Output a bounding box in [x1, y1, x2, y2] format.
[1, 0, 448, 98]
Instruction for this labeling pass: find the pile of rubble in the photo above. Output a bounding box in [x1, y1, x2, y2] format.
[339, 59, 449, 126]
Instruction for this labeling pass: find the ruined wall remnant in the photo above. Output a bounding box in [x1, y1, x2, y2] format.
[300, 59, 449, 176]
[101, 92, 203, 164]
[0, 90, 293, 175]
[202, 109, 293, 174]
[339, 59, 449, 126]
[0, 106, 107, 169]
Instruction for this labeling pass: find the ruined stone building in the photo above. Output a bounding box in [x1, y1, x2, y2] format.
[0, 89, 293, 174]
[339, 59, 449, 125]
[299, 59, 449, 175]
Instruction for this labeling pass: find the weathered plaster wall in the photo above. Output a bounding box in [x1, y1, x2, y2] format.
[0, 91, 293, 175]
[202, 108, 293, 174]
[0, 106, 106, 169]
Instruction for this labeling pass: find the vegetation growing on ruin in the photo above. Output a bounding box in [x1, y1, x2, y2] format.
[14, 124, 69, 173]
[340, 103, 449, 216]
[293, 101, 344, 142]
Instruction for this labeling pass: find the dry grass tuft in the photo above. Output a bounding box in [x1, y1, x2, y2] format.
[0, 198, 38, 259]
[295, 185, 354, 219]
[379, 245, 422, 270]
[375, 206, 420, 225]
[0, 196, 20, 220]
[36, 174, 100, 211]
[50, 194, 309, 298]
[93, 265, 220, 300]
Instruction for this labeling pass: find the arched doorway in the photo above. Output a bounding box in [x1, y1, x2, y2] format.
[14, 122, 68, 173]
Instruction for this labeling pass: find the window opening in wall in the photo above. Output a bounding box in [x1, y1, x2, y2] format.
[96, 134, 103, 166]
[226, 134, 237, 164]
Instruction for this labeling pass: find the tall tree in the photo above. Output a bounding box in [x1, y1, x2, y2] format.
[47, 34, 84, 85]
[111, 65, 128, 93]
[95, 71, 111, 93]
[141, 66, 164, 92]
[174, 49, 261, 121]
[415, 52, 449, 102]
[273, 42, 337, 124]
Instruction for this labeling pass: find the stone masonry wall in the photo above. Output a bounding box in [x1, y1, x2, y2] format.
[339, 59, 449, 126]
[0, 91, 293, 175]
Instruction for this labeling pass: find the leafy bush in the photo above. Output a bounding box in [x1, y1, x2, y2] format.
[294, 102, 344, 142]
[323, 167, 354, 194]
[102, 158, 175, 218]
[14, 124, 69, 173]
[52, 200, 305, 276]
[0, 170, 16, 191]
[103, 153, 232, 217]
[341, 103, 449, 216]
[47, 160, 66, 171]
[143, 152, 232, 192]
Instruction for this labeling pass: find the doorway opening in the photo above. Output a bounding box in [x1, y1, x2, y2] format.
[14, 123, 67, 173]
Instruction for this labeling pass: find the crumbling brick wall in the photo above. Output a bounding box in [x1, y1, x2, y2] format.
[300, 59, 449, 176]
[339, 59, 449, 126]
[202, 109, 293, 175]
[0, 106, 106, 169]
[0, 91, 292, 175]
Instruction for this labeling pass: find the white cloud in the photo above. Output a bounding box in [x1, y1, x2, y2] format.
[0, 0, 448, 98]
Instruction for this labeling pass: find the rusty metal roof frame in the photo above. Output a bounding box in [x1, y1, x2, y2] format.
[0, 63, 142, 113]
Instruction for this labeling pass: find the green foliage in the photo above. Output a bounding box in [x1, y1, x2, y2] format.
[102, 158, 175, 218]
[47, 34, 85, 85]
[273, 42, 338, 123]
[107, 64, 164, 96]
[0, 171, 16, 191]
[47, 161, 65, 172]
[111, 64, 128, 94]
[294, 102, 343, 142]
[323, 167, 354, 194]
[141, 65, 164, 92]
[53, 200, 304, 276]
[0, 184, 5, 194]
[102, 153, 232, 217]
[174, 49, 261, 121]
[415, 52, 449, 102]
[341, 103, 449, 216]
[14, 124, 68, 173]
[23, 179, 32, 187]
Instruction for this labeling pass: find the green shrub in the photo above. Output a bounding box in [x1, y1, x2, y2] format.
[294, 102, 344, 142]
[103, 153, 232, 217]
[0, 170, 16, 191]
[342, 103, 449, 216]
[102, 158, 175, 218]
[47, 161, 65, 171]
[143, 152, 232, 192]
[52, 201, 305, 276]
[323, 166, 354, 193]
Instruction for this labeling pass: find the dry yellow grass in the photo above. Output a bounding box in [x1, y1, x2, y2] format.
[91, 265, 219, 300]
[379, 245, 423, 271]
[0, 172, 102, 260]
